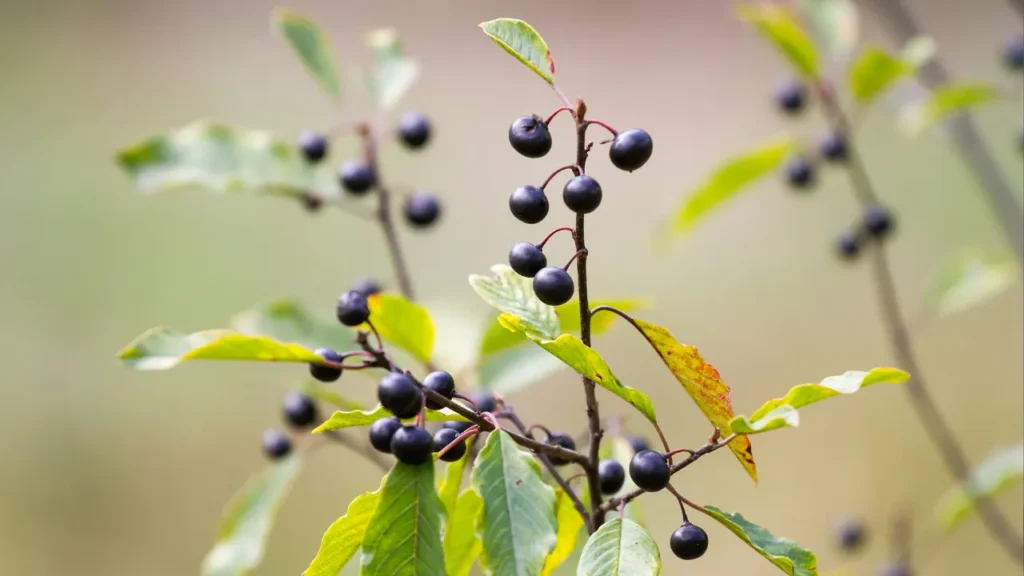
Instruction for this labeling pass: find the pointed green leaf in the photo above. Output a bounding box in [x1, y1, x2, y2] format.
[540, 490, 586, 576]
[313, 405, 467, 434]
[848, 47, 913, 104]
[928, 250, 1017, 317]
[201, 455, 302, 576]
[359, 462, 446, 575]
[303, 480, 384, 576]
[444, 489, 484, 576]
[470, 264, 559, 341]
[303, 380, 365, 411]
[479, 18, 556, 84]
[117, 326, 324, 370]
[272, 8, 341, 99]
[797, 0, 859, 57]
[359, 293, 435, 365]
[937, 443, 1024, 530]
[498, 314, 658, 423]
[472, 430, 558, 576]
[440, 437, 475, 517]
[900, 83, 998, 137]
[729, 368, 910, 435]
[577, 518, 661, 576]
[231, 299, 351, 352]
[738, 4, 819, 77]
[665, 138, 795, 238]
[117, 122, 338, 199]
[365, 27, 419, 110]
[700, 506, 818, 576]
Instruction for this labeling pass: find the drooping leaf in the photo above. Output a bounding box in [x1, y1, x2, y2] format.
[359, 462, 446, 575]
[439, 436, 475, 517]
[738, 4, 819, 77]
[303, 380, 366, 411]
[848, 47, 913, 104]
[272, 8, 341, 99]
[540, 490, 586, 576]
[364, 27, 419, 110]
[498, 314, 658, 423]
[471, 430, 558, 576]
[479, 345, 567, 394]
[303, 481, 383, 576]
[444, 490, 484, 576]
[665, 138, 795, 238]
[937, 443, 1024, 530]
[231, 299, 351, 352]
[576, 518, 661, 576]
[313, 405, 468, 434]
[360, 293, 435, 365]
[117, 326, 324, 370]
[927, 250, 1017, 317]
[728, 368, 910, 435]
[797, 0, 859, 58]
[470, 264, 559, 341]
[699, 506, 818, 576]
[117, 122, 338, 199]
[629, 318, 756, 482]
[479, 18, 556, 84]
[201, 455, 302, 576]
[900, 83, 998, 137]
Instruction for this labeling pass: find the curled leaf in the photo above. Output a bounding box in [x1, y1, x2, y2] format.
[699, 506, 818, 576]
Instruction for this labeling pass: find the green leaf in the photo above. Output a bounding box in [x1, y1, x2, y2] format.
[937, 443, 1024, 530]
[117, 122, 338, 199]
[558, 299, 647, 335]
[927, 250, 1017, 317]
[359, 462, 446, 575]
[498, 314, 658, 423]
[479, 345, 567, 394]
[231, 299, 351, 352]
[797, 0, 859, 57]
[303, 380, 365, 411]
[699, 506, 818, 576]
[272, 8, 341, 99]
[738, 4, 819, 77]
[729, 368, 910, 435]
[444, 490, 484, 576]
[664, 138, 795, 238]
[540, 490, 586, 576]
[848, 47, 913, 104]
[439, 437, 475, 517]
[361, 293, 435, 365]
[629, 318, 756, 482]
[116, 326, 323, 370]
[576, 518, 661, 576]
[201, 455, 302, 576]
[470, 264, 559, 342]
[313, 405, 467, 434]
[479, 18, 556, 84]
[364, 27, 419, 110]
[900, 83, 998, 137]
[471, 430, 558, 576]
[304, 481, 383, 576]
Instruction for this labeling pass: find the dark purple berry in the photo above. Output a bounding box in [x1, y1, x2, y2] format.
[836, 231, 861, 260]
[336, 290, 370, 327]
[863, 205, 894, 239]
[563, 174, 602, 214]
[836, 518, 867, 552]
[423, 371, 456, 410]
[546, 432, 577, 466]
[878, 563, 911, 576]
[533, 266, 575, 306]
[404, 192, 441, 228]
[508, 115, 552, 158]
[629, 449, 670, 492]
[351, 277, 381, 298]
[509, 185, 549, 224]
[670, 523, 709, 560]
[433, 427, 467, 462]
[820, 132, 848, 162]
[1003, 35, 1024, 70]
[776, 79, 806, 115]
[390, 425, 433, 465]
[598, 459, 626, 494]
[298, 131, 328, 163]
[369, 417, 401, 453]
[629, 437, 650, 454]
[472, 392, 497, 414]
[309, 348, 343, 382]
[397, 111, 431, 149]
[509, 242, 547, 278]
[282, 392, 318, 428]
[262, 428, 292, 460]
[444, 421, 474, 434]
[302, 192, 324, 212]
[377, 372, 423, 419]
[339, 159, 375, 195]
[609, 128, 653, 172]
[785, 157, 815, 189]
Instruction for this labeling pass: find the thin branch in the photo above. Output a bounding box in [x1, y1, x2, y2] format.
[361, 131, 417, 300]
[321, 429, 390, 471]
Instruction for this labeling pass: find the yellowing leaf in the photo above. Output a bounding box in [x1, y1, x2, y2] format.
[117, 326, 324, 370]
[849, 47, 913, 103]
[361, 293, 435, 365]
[312, 405, 467, 434]
[700, 506, 818, 576]
[272, 8, 341, 99]
[937, 443, 1024, 530]
[303, 481, 383, 576]
[540, 490, 585, 576]
[738, 4, 819, 77]
[479, 18, 556, 84]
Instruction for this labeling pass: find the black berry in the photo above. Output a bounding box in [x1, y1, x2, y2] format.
[298, 131, 328, 163]
[369, 417, 401, 453]
[302, 192, 324, 213]
[262, 428, 292, 460]
[776, 79, 806, 115]
[444, 421, 474, 434]
[509, 185, 550, 224]
[390, 425, 433, 465]
[404, 192, 441, 228]
[598, 459, 626, 494]
[397, 111, 431, 149]
[377, 372, 423, 419]
[563, 175, 602, 214]
[509, 242, 547, 278]
[785, 157, 815, 189]
[546, 432, 577, 466]
[629, 449, 670, 492]
[309, 347, 343, 382]
[819, 132, 848, 162]
[472, 392, 497, 414]
[336, 290, 371, 327]
[836, 231, 861, 260]
[533, 266, 575, 306]
[1004, 35, 1024, 70]
[836, 518, 867, 552]
[508, 115, 552, 158]
[282, 392, 318, 428]
[351, 277, 381, 298]
[433, 427, 467, 462]
[339, 159, 375, 195]
[629, 437, 650, 454]
[609, 128, 654, 172]
[862, 205, 894, 239]
[670, 522, 709, 560]
[423, 371, 456, 410]
[878, 563, 911, 576]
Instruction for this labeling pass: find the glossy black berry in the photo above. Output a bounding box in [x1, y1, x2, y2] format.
[433, 427, 467, 462]
[546, 432, 577, 466]
[609, 129, 654, 172]
[785, 157, 815, 189]
[563, 175, 602, 214]
[397, 111, 431, 149]
[629, 437, 650, 454]
[629, 449, 670, 492]
[533, 266, 575, 306]
[836, 232, 861, 260]
[378, 372, 423, 419]
[509, 185, 549, 224]
[369, 417, 401, 453]
[444, 421, 474, 434]
[423, 371, 456, 410]
[509, 242, 547, 278]
[670, 523, 709, 560]
[1004, 35, 1024, 70]
[598, 459, 626, 494]
[472, 392, 497, 414]
[339, 159, 375, 195]
[298, 131, 328, 163]
[309, 347, 343, 382]
[262, 428, 291, 460]
[836, 519, 867, 552]
[282, 392, 318, 428]
[302, 192, 324, 213]
[509, 115, 552, 158]
[863, 205, 894, 239]
[820, 132, 848, 162]
[390, 425, 433, 465]
[877, 563, 911, 576]
[404, 192, 441, 228]
[336, 290, 370, 327]
[351, 277, 381, 298]
[776, 80, 807, 115]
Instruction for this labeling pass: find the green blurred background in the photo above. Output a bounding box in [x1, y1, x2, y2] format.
[1, 0, 1021, 574]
